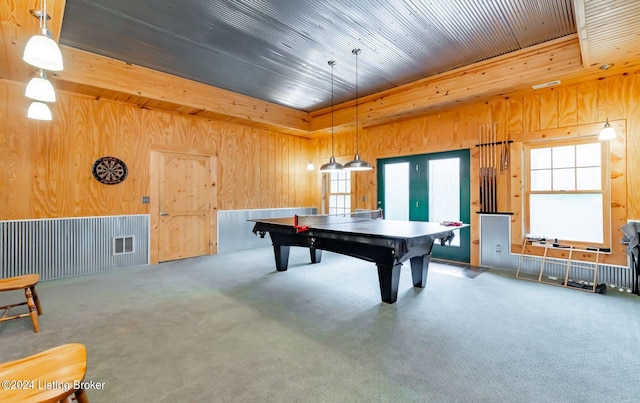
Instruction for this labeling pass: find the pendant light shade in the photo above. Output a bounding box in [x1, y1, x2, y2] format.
[25, 69, 56, 102]
[599, 64, 615, 141]
[343, 153, 372, 171]
[320, 60, 344, 173]
[344, 49, 372, 172]
[27, 101, 53, 121]
[23, 1, 63, 71]
[23, 31, 64, 71]
[320, 156, 344, 172]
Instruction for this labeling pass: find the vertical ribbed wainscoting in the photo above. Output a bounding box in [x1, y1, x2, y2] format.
[0, 215, 149, 280]
[479, 214, 633, 290]
[218, 208, 317, 253]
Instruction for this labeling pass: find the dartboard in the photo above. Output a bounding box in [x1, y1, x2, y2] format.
[92, 156, 128, 185]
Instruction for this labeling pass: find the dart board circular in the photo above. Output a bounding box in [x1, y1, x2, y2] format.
[92, 156, 128, 185]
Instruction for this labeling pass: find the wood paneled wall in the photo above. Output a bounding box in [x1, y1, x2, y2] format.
[2, 69, 639, 267]
[0, 81, 316, 220]
[317, 70, 640, 266]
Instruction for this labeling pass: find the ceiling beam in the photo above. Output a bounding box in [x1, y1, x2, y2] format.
[573, 0, 591, 69]
[55, 46, 312, 135]
[310, 35, 585, 134]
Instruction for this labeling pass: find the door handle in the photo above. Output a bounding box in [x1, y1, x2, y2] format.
[160, 211, 170, 216]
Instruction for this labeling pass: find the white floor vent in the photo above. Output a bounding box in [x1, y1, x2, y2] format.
[113, 236, 135, 255]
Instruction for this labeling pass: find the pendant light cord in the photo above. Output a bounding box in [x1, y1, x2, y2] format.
[329, 60, 336, 158]
[353, 48, 360, 154]
[40, 0, 46, 31]
[605, 68, 609, 122]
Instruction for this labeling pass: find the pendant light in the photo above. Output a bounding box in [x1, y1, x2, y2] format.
[343, 48, 372, 171]
[320, 60, 344, 172]
[25, 69, 56, 102]
[23, 0, 64, 71]
[27, 101, 53, 121]
[599, 64, 616, 141]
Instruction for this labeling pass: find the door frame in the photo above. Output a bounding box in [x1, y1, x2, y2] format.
[377, 149, 471, 263]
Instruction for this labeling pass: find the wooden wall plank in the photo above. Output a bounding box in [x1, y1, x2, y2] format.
[538, 89, 558, 130]
[507, 97, 524, 134]
[557, 86, 578, 127]
[5, 84, 34, 218]
[522, 94, 540, 133]
[0, 83, 8, 213]
[624, 73, 640, 219]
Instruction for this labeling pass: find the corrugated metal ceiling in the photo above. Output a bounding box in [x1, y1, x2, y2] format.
[59, 0, 576, 112]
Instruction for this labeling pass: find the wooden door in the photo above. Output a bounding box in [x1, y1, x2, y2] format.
[154, 152, 214, 262]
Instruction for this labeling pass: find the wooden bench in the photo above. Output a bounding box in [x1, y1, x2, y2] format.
[0, 343, 89, 402]
[0, 274, 42, 333]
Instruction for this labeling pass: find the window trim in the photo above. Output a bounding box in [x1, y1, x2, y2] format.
[322, 170, 352, 215]
[523, 137, 611, 248]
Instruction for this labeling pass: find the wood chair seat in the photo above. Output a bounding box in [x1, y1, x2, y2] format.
[0, 274, 42, 333]
[0, 343, 89, 403]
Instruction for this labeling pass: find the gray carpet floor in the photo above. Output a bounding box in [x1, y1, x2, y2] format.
[1, 246, 639, 402]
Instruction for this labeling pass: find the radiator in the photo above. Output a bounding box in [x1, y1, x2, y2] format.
[0, 215, 149, 280]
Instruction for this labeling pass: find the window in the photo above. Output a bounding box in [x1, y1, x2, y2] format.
[525, 138, 609, 246]
[325, 170, 351, 215]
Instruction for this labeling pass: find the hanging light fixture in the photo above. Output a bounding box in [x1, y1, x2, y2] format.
[320, 60, 344, 172]
[306, 161, 314, 170]
[27, 101, 53, 121]
[25, 69, 56, 102]
[599, 64, 616, 141]
[23, 0, 64, 71]
[344, 48, 372, 172]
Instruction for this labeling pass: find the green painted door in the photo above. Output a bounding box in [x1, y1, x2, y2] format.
[377, 149, 471, 263]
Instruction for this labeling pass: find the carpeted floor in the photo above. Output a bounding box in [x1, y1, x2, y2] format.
[1, 246, 639, 402]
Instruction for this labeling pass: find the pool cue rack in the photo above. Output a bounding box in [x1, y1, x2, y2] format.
[476, 123, 512, 213]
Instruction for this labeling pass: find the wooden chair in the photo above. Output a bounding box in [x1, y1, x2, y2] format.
[0, 274, 42, 333]
[0, 343, 89, 403]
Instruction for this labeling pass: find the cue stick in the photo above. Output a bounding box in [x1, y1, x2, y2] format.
[490, 123, 495, 212]
[493, 123, 497, 212]
[478, 124, 482, 212]
[485, 124, 490, 212]
[489, 124, 494, 212]
[486, 125, 490, 212]
[480, 124, 485, 212]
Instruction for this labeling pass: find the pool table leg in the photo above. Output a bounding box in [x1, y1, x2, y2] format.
[273, 244, 290, 271]
[410, 254, 431, 288]
[377, 262, 402, 303]
[310, 247, 322, 263]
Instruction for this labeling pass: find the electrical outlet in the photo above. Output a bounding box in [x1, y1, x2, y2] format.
[142, 196, 150, 204]
[496, 244, 501, 252]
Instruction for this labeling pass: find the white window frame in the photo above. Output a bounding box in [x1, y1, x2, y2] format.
[524, 137, 611, 248]
[323, 170, 351, 215]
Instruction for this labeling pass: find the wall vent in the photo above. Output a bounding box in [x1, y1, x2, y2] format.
[113, 236, 135, 255]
